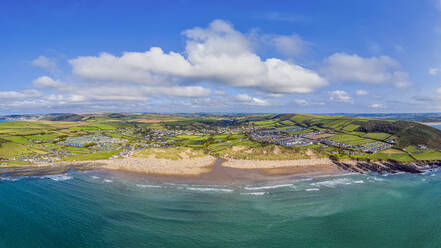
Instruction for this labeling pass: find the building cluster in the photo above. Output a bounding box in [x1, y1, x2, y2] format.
[320, 139, 392, 153]
[249, 128, 319, 147]
[59, 134, 126, 150]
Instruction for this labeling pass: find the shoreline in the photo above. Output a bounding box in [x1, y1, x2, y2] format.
[0, 156, 347, 185]
[419, 122, 441, 125]
[2, 156, 440, 185]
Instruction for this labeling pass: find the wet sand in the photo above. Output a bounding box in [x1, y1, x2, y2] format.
[90, 158, 346, 186]
[0, 158, 346, 185]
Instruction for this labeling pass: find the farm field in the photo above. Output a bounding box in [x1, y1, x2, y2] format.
[0, 112, 440, 164]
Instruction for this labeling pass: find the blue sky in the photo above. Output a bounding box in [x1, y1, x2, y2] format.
[2, 0, 441, 114]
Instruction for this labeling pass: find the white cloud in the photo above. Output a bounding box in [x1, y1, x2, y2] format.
[142, 86, 211, 98]
[294, 99, 308, 105]
[31, 56, 60, 74]
[0, 90, 43, 100]
[236, 94, 269, 106]
[322, 53, 411, 87]
[33, 76, 63, 89]
[267, 93, 283, 98]
[329, 90, 353, 103]
[355, 90, 368, 96]
[69, 20, 327, 94]
[370, 103, 385, 108]
[429, 67, 439, 76]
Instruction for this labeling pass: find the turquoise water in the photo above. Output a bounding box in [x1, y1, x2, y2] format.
[1, 170, 441, 247]
[430, 124, 441, 130]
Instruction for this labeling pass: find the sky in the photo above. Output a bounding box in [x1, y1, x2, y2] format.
[2, 0, 441, 114]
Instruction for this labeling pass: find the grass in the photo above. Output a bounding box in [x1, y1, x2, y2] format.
[209, 141, 314, 160]
[63, 150, 121, 161]
[404, 145, 426, 153]
[4, 160, 31, 166]
[0, 142, 45, 159]
[380, 148, 406, 154]
[368, 153, 415, 163]
[413, 151, 441, 161]
[342, 124, 360, 131]
[1, 113, 441, 165]
[362, 132, 391, 140]
[70, 122, 116, 131]
[329, 134, 375, 145]
[0, 135, 33, 145]
[26, 134, 56, 141]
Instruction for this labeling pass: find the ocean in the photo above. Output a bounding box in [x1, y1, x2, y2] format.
[1, 170, 441, 247]
[2, 124, 441, 247]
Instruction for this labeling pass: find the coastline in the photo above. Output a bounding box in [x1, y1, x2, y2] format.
[2, 155, 440, 185]
[419, 122, 441, 125]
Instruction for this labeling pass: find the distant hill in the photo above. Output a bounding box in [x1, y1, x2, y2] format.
[2, 112, 441, 150]
[356, 120, 441, 149]
[329, 113, 441, 122]
[275, 114, 441, 149]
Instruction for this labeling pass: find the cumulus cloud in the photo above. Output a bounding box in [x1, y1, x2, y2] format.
[4, 20, 330, 112]
[69, 20, 327, 94]
[322, 53, 411, 88]
[236, 94, 269, 106]
[329, 90, 353, 103]
[214, 90, 225, 95]
[294, 99, 308, 105]
[142, 86, 211, 98]
[356, 90, 368, 96]
[33, 76, 64, 89]
[370, 103, 385, 108]
[0, 89, 43, 100]
[31, 56, 60, 74]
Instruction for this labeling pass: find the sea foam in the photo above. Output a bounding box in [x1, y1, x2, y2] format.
[185, 187, 234, 193]
[244, 183, 294, 191]
[305, 188, 320, 191]
[42, 174, 73, 181]
[136, 184, 162, 188]
[240, 192, 266, 196]
[310, 178, 357, 188]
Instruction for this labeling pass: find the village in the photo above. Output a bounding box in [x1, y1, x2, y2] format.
[249, 128, 394, 154]
[4, 123, 399, 165]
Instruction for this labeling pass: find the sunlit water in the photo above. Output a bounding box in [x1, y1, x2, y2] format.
[1, 170, 441, 247]
[2, 123, 441, 247]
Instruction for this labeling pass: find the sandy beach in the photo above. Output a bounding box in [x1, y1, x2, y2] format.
[0, 155, 345, 183]
[98, 156, 217, 177]
[222, 158, 336, 169]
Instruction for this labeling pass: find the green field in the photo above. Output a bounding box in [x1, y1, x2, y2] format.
[329, 134, 375, 145]
[412, 151, 441, 161]
[368, 153, 415, 163]
[0, 113, 440, 165]
[63, 150, 121, 161]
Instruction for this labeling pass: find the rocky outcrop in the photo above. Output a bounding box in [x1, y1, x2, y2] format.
[333, 159, 441, 174]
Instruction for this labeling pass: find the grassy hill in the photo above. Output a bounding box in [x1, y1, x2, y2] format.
[1, 112, 441, 164]
[356, 120, 441, 149]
